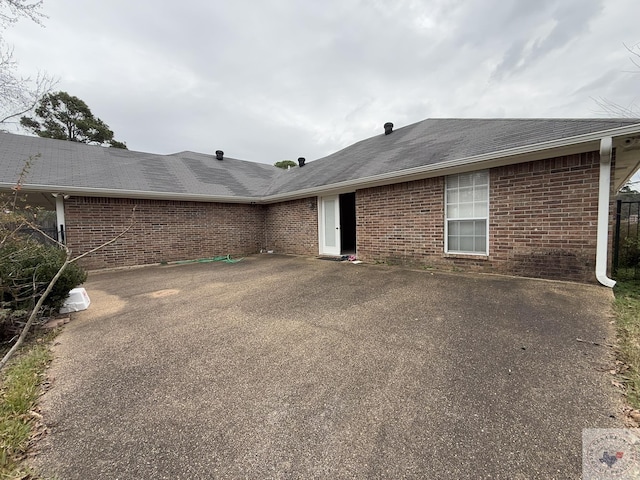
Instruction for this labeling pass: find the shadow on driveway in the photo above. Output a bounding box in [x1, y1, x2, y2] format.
[33, 255, 621, 479]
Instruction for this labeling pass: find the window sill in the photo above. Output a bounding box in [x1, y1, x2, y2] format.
[444, 253, 489, 261]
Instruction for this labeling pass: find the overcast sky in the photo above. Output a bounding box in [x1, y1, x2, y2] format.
[3, 0, 640, 166]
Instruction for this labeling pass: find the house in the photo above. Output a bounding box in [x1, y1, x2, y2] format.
[2, 118, 640, 286]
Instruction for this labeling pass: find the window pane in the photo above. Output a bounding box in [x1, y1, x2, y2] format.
[460, 221, 475, 235]
[448, 235, 459, 251]
[474, 203, 488, 217]
[475, 220, 486, 235]
[475, 236, 486, 252]
[459, 237, 475, 251]
[474, 186, 488, 201]
[447, 204, 459, 218]
[448, 221, 459, 235]
[459, 187, 473, 202]
[447, 190, 459, 203]
[324, 199, 336, 247]
[473, 171, 488, 185]
[458, 173, 473, 187]
[458, 203, 474, 217]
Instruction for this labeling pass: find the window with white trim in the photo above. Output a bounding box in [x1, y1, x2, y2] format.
[445, 171, 489, 255]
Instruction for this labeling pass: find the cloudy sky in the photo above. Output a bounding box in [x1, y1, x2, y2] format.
[2, 0, 640, 166]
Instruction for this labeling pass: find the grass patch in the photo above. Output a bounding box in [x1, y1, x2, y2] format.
[614, 279, 640, 409]
[0, 330, 57, 478]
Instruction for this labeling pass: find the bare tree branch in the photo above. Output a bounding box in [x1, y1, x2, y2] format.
[0, 72, 57, 124]
[592, 96, 640, 118]
[0, 42, 57, 127]
[0, 218, 27, 246]
[624, 42, 640, 71]
[592, 42, 640, 119]
[70, 211, 136, 263]
[16, 205, 136, 258]
[0, 206, 136, 370]
[0, 0, 46, 28]
[0, 248, 70, 370]
[1, 153, 137, 369]
[0, 0, 57, 127]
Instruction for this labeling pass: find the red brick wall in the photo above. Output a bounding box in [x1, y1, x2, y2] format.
[489, 152, 599, 281]
[356, 177, 445, 264]
[356, 151, 606, 282]
[264, 197, 318, 255]
[64, 151, 614, 282]
[65, 197, 265, 270]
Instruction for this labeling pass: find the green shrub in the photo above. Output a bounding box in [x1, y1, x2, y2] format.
[621, 234, 640, 269]
[0, 237, 87, 337]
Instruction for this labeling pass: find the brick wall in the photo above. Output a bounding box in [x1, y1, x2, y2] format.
[356, 151, 606, 283]
[64, 151, 613, 282]
[357, 177, 445, 264]
[489, 152, 600, 281]
[264, 197, 318, 255]
[65, 197, 265, 270]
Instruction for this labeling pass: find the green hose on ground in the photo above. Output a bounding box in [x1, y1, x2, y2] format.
[212, 255, 243, 263]
[167, 255, 243, 265]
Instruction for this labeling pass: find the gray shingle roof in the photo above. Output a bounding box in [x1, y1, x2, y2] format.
[2, 118, 640, 201]
[266, 118, 640, 196]
[0, 134, 279, 199]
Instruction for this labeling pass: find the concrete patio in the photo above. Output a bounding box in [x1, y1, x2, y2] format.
[32, 255, 622, 479]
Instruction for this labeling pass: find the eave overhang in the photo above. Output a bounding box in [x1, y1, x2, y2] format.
[0, 183, 260, 204]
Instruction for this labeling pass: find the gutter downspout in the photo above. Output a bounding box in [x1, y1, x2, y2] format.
[54, 194, 66, 244]
[596, 137, 616, 287]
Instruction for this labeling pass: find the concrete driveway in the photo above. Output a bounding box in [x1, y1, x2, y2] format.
[33, 255, 621, 479]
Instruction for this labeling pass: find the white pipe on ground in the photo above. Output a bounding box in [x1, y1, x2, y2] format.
[596, 137, 616, 288]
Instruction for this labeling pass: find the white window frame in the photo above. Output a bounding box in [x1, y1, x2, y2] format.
[445, 171, 489, 256]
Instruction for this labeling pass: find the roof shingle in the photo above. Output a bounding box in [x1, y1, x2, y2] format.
[2, 118, 639, 200]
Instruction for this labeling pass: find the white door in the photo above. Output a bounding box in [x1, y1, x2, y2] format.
[320, 196, 341, 256]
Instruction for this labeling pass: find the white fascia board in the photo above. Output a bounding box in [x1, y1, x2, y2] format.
[0, 183, 258, 204]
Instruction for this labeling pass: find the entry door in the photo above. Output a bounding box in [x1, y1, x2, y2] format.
[320, 195, 341, 256]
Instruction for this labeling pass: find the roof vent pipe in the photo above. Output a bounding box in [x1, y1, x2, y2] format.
[215, 150, 224, 161]
[384, 122, 394, 135]
[298, 157, 306, 167]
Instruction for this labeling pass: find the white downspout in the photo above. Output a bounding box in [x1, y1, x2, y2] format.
[596, 137, 616, 287]
[54, 194, 66, 244]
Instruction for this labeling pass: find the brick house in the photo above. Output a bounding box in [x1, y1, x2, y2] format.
[2, 118, 640, 286]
